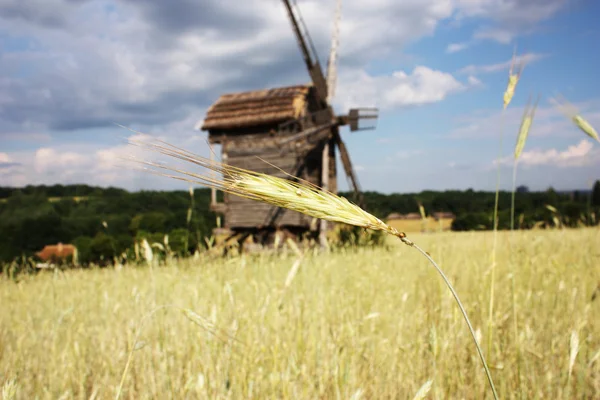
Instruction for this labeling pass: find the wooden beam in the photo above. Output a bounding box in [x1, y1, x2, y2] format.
[319, 141, 330, 249]
[209, 143, 217, 207]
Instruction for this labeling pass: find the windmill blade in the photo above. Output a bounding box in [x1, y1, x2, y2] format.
[326, 0, 342, 104]
[332, 128, 364, 206]
[282, 0, 329, 106]
[278, 122, 335, 147]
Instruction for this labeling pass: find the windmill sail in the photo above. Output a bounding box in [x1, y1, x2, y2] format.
[326, 0, 342, 104]
[282, 0, 329, 106]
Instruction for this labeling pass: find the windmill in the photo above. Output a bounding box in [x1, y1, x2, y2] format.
[197, 0, 378, 247]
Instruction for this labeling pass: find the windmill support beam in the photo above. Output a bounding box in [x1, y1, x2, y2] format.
[319, 141, 330, 249]
[209, 142, 217, 207]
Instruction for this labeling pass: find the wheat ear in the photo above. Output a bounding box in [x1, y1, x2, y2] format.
[511, 94, 539, 230]
[503, 47, 525, 110]
[550, 95, 599, 143]
[125, 136, 499, 400]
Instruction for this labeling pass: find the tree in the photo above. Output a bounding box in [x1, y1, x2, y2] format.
[592, 180, 600, 206]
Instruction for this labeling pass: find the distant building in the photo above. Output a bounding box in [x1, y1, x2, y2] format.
[385, 212, 422, 220]
[432, 212, 456, 221]
[386, 212, 403, 221]
[36, 243, 78, 266]
[386, 211, 455, 233]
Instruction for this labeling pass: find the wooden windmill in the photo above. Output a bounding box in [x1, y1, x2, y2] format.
[197, 0, 378, 246]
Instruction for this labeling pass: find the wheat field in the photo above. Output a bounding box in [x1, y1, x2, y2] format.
[1, 228, 599, 399]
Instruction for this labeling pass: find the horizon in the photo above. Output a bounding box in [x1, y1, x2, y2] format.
[1, 0, 600, 194]
[0, 182, 595, 196]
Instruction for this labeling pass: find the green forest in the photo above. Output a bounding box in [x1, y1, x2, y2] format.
[1, 181, 599, 265]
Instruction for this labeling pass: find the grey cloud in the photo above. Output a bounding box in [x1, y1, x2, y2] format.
[0, 161, 20, 167]
[0, 0, 89, 29]
[0, 0, 567, 138]
[121, 0, 264, 38]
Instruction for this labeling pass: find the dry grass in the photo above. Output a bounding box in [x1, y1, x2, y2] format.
[387, 218, 453, 233]
[1, 228, 599, 399]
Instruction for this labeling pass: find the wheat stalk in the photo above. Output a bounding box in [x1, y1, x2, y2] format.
[509, 94, 539, 392]
[503, 48, 526, 110]
[512, 94, 540, 231]
[126, 136, 499, 400]
[566, 330, 580, 396]
[551, 95, 599, 143]
[489, 48, 527, 360]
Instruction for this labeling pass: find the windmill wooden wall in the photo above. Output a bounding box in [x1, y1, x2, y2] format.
[200, 84, 337, 230]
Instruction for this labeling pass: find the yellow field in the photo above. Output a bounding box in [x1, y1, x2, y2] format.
[1, 228, 599, 399]
[387, 217, 454, 233]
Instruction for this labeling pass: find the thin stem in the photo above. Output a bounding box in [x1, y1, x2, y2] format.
[400, 236, 499, 400]
[115, 304, 244, 400]
[115, 305, 172, 400]
[509, 159, 522, 392]
[510, 160, 518, 232]
[489, 108, 506, 359]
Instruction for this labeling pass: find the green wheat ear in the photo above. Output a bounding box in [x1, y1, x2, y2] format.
[551, 95, 600, 142]
[514, 94, 539, 160]
[125, 134, 499, 400]
[503, 48, 525, 110]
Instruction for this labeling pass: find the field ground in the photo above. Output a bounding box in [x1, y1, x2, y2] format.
[1, 228, 599, 399]
[387, 217, 453, 233]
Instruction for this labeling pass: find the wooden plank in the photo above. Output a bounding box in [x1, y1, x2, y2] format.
[319, 141, 329, 244]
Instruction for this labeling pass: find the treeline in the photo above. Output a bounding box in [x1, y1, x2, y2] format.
[1, 182, 599, 264]
[343, 182, 600, 231]
[0, 185, 217, 265]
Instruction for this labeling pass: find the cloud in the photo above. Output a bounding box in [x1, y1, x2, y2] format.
[449, 98, 600, 140]
[447, 161, 473, 170]
[0, 0, 561, 140]
[495, 139, 600, 167]
[0, 0, 577, 192]
[459, 52, 547, 75]
[453, 0, 567, 44]
[335, 66, 469, 111]
[446, 42, 469, 53]
[0, 153, 11, 164]
[467, 75, 483, 86]
[0, 0, 467, 138]
[473, 27, 515, 44]
[0, 124, 212, 189]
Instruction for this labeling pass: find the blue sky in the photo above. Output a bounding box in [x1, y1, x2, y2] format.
[1, 0, 599, 194]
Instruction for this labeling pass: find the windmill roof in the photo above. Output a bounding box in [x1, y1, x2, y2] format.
[198, 84, 311, 130]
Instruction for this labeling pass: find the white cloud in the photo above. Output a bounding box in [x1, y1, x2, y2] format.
[453, 0, 567, 44]
[473, 27, 514, 44]
[496, 139, 600, 167]
[449, 98, 600, 140]
[459, 52, 547, 75]
[0, 118, 212, 189]
[0, 0, 575, 191]
[335, 66, 468, 111]
[34, 148, 89, 174]
[0, 0, 566, 138]
[446, 42, 469, 53]
[467, 75, 483, 86]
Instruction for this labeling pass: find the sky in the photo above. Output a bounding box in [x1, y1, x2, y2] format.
[1, 0, 599, 194]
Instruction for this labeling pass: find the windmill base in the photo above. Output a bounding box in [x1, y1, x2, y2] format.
[211, 226, 323, 254]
